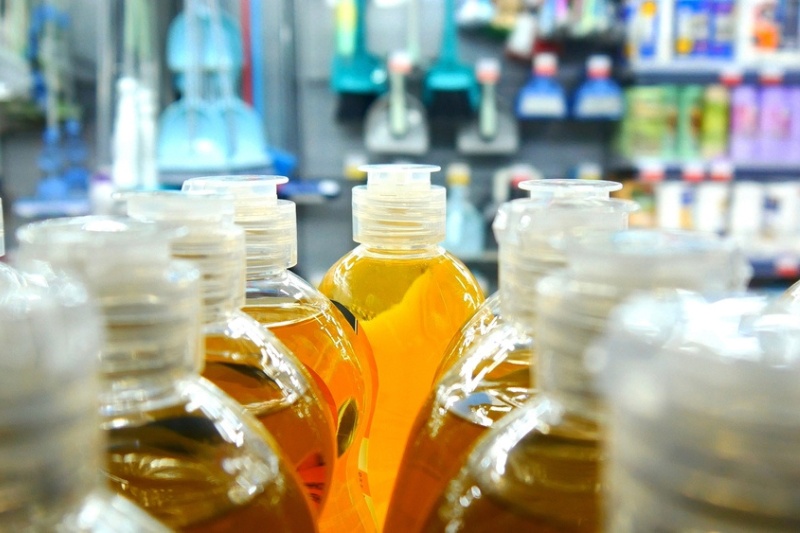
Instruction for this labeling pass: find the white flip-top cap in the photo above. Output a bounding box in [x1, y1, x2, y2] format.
[124, 191, 246, 322]
[182, 176, 296, 277]
[16, 216, 201, 377]
[353, 164, 446, 246]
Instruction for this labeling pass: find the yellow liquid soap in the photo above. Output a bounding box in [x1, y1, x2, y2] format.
[423, 402, 602, 533]
[386, 322, 533, 533]
[104, 379, 317, 532]
[202, 316, 336, 512]
[245, 299, 378, 533]
[319, 247, 484, 526]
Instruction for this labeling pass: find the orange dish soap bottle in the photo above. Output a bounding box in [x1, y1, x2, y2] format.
[124, 191, 336, 513]
[317, 164, 484, 527]
[17, 216, 317, 532]
[0, 278, 169, 532]
[181, 175, 377, 533]
[386, 181, 636, 533]
[424, 229, 751, 532]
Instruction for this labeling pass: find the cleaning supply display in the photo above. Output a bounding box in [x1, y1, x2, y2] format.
[364, 51, 429, 155]
[0, 278, 169, 532]
[573, 55, 624, 119]
[123, 191, 336, 513]
[318, 164, 484, 528]
[516, 53, 567, 119]
[443, 163, 485, 257]
[424, 0, 478, 118]
[456, 58, 519, 155]
[386, 180, 634, 533]
[601, 293, 800, 530]
[331, 0, 387, 121]
[182, 175, 377, 533]
[424, 229, 751, 531]
[16, 217, 317, 532]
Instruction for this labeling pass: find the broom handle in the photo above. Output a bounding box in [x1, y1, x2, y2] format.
[439, 0, 459, 65]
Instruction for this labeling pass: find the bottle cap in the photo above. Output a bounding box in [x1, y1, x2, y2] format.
[182, 175, 297, 277]
[494, 190, 637, 332]
[586, 55, 612, 79]
[446, 162, 471, 186]
[16, 216, 202, 377]
[0, 279, 104, 517]
[600, 292, 800, 523]
[519, 178, 622, 200]
[124, 191, 246, 322]
[534, 53, 558, 76]
[353, 164, 445, 246]
[476, 58, 501, 84]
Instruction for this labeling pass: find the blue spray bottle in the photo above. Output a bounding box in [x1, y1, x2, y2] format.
[573, 55, 623, 119]
[515, 52, 567, 119]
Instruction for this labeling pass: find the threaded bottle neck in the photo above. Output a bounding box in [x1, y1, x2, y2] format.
[353, 164, 446, 247]
[534, 229, 752, 421]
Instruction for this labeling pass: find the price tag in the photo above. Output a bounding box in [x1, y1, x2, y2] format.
[775, 255, 800, 278]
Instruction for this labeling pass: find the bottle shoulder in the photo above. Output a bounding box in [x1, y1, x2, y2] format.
[246, 270, 327, 306]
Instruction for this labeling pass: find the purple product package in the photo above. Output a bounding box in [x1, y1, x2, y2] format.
[729, 85, 760, 163]
[758, 85, 792, 164]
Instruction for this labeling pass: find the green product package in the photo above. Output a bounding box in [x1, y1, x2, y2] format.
[701, 85, 730, 158]
[677, 85, 704, 160]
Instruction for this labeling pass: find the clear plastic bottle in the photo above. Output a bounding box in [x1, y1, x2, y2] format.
[124, 191, 337, 513]
[601, 292, 800, 531]
[181, 175, 377, 533]
[317, 164, 485, 527]
[433, 179, 625, 382]
[16, 216, 317, 532]
[443, 163, 485, 257]
[424, 229, 751, 532]
[0, 276, 169, 532]
[386, 180, 635, 533]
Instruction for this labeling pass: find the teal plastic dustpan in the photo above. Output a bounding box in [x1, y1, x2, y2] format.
[207, 0, 270, 170]
[423, 0, 478, 116]
[166, 1, 243, 92]
[158, 0, 228, 173]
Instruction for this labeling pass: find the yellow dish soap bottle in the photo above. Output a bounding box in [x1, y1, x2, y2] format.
[181, 176, 377, 533]
[424, 229, 751, 532]
[317, 164, 485, 527]
[124, 190, 337, 513]
[386, 181, 636, 533]
[0, 279, 169, 532]
[17, 216, 317, 532]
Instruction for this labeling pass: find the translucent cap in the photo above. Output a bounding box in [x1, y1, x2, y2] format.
[182, 175, 297, 276]
[353, 164, 445, 246]
[564, 229, 753, 291]
[493, 193, 637, 331]
[124, 191, 246, 321]
[0, 280, 104, 513]
[600, 293, 800, 520]
[16, 216, 202, 377]
[519, 178, 622, 200]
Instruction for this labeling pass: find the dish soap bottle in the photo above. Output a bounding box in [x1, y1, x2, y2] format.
[443, 163, 485, 257]
[0, 279, 169, 532]
[318, 164, 484, 527]
[386, 180, 635, 533]
[433, 179, 624, 381]
[17, 216, 317, 532]
[182, 175, 378, 533]
[124, 191, 337, 513]
[424, 229, 751, 532]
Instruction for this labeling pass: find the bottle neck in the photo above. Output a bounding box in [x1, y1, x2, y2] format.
[100, 365, 197, 417]
[360, 242, 442, 258]
[245, 258, 289, 282]
[448, 184, 469, 201]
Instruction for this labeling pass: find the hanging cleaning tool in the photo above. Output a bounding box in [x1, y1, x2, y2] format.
[158, 0, 227, 180]
[423, 0, 478, 118]
[572, 55, 623, 120]
[207, 0, 271, 171]
[457, 58, 519, 155]
[332, 0, 387, 121]
[515, 52, 567, 119]
[365, 51, 429, 155]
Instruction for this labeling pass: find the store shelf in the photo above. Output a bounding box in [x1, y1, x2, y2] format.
[613, 159, 800, 181]
[625, 61, 800, 85]
[12, 197, 91, 219]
